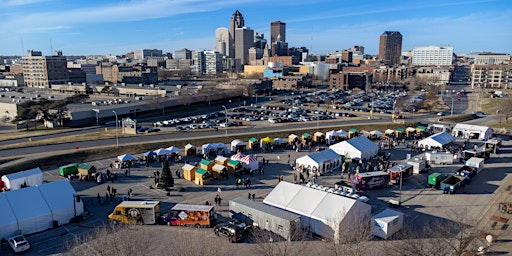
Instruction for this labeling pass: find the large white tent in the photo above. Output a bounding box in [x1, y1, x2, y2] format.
[5, 186, 53, 235]
[296, 149, 342, 175]
[326, 130, 349, 144]
[38, 179, 84, 226]
[0, 193, 19, 240]
[263, 181, 372, 241]
[452, 123, 493, 141]
[202, 143, 229, 155]
[418, 132, 455, 150]
[329, 136, 379, 160]
[165, 146, 183, 154]
[1, 167, 43, 190]
[117, 154, 136, 162]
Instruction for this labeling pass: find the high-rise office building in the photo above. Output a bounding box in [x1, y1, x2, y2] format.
[195, 50, 223, 75]
[133, 49, 163, 60]
[229, 10, 245, 59]
[215, 27, 230, 56]
[412, 46, 454, 66]
[270, 20, 286, 56]
[23, 50, 69, 88]
[235, 27, 254, 66]
[379, 31, 402, 66]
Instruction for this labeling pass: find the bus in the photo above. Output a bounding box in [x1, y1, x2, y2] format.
[350, 171, 390, 190]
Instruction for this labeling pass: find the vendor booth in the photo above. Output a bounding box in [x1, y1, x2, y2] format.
[165, 146, 182, 155]
[395, 128, 405, 139]
[215, 155, 229, 166]
[416, 125, 427, 133]
[302, 133, 312, 144]
[260, 137, 274, 151]
[288, 134, 299, 144]
[199, 159, 214, 172]
[326, 130, 349, 144]
[202, 143, 229, 157]
[78, 164, 96, 179]
[406, 127, 416, 137]
[118, 154, 136, 162]
[313, 132, 325, 143]
[329, 136, 379, 160]
[184, 144, 197, 156]
[226, 159, 241, 175]
[194, 168, 212, 185]
[371, 208, 404, 240]
[143, 151, 157, 162]
[230, 139, 247, 152]
[273, 138, 288, 148]
[248, 137, 259, 150]
[182, 164, 197, 181]
[369, 130, 384, 140]
[1, 167, 44, 190]
[348, 128, 358, 139]
[384, 129, 395, 137]
[295, 149, 341, 175]
[240, 155, 259, 170]
[212, 164, 227, 180]
[154, 148, 172, 156]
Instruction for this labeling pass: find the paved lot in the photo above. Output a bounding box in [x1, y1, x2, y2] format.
[2, 136, 511, 255]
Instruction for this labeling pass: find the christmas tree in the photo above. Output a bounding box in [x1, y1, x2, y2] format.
[158, 159, 174, 189]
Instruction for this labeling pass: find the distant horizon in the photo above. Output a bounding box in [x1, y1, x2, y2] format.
[0, 0, 510, 56]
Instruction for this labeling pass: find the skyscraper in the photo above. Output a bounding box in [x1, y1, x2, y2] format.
[23, 50, 68, 88]
[235, 27, 254, 66]
[270, 21, 286, 56]
[215, 27, 230, 56]
[379, 31, 402, 66]
[229, 10, 245, 59]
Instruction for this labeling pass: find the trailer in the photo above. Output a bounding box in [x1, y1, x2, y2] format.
[164, 204, 215, 228]
[425, 151, 454, 165]
[485, 138, 501, 154]
[350, 171, 390, 190]
[388, 163, 414, 184]
[59, 164, 78, 177]
[406, 157, 428, 174]
[454, 166, 477, 182]
[108, 201, 160, 225]
[463, 147, 489, 161]
[464, 157, 485, 174]
[440, 175, 466, 194]
[229, 197, 301, 241]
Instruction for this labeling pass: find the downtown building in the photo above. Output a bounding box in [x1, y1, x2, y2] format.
[195, 50, 223, 75]
[412, 46, 454, 66]
[470, 64, 512, 89]
[22, 50, 69, 88]
[379, 31, 402, 66]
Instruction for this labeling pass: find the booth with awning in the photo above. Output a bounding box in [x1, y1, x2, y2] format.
[326, 130, 348, 144]
[154, 148, 172, 156]
[395, 128, 405, 139]
[385, 129, 395, 136]
[416, 125, 427, 133]
[184, 144, 196, 156]
[260, 137, 274, 150]
[194, 168, 211, 185]
[226, 160, 241, 174]
[202, 143, 229, 157]
[329, 136, 379, 160]
[348, 129, 358, 138]
[182, 164, 197, 181]
[230, 139, 247, 152]
[314, 132, 325, 143]
[288, 134, 299, 144]
[215, 156, 229, 166]
[248, 137, 259, 150]
[199, 159, 214, 172]
[302, 133, 312, 144]
[165, 146, 182, 155]
[211, 164, 227, 180]
[406, 127, 416, 137]
[418, 132, 455, 150]
[273, 138, 287, 146]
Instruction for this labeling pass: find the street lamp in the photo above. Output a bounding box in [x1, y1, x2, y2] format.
[222, 105, 228, 137]
[112, 110, 119, 148]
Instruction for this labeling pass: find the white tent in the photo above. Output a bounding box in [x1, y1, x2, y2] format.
[0, 193, 19, 240]
[1, 167, 43, 190]
[230, 139, 247, 152]
[329, 136, 379, 160]
[165, 146, 183, 154]
[452, 123, 493, 141]
[153, 148, 172, 156]
[273, 138, 287, 145]
[296, 149, 342, 175]
[240, 155, 259, 170]
[418, 132, 455, 150]
[202, 143, 229, 155]
[370, 130, 384, 137]
[371, 208, 404, 239]
[117, 154, 136, 162]
[5, 186, 53, 235]
[326, 130, 348, 144]
[263, 181, 372, 241]
[38, 179, 84, 226]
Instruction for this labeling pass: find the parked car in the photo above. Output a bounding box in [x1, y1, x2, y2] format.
[8, 235, 30, 253]
[213, 222, 251, 243]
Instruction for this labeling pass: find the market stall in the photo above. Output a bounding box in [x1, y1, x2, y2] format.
[226, 159, 241, 175]
[288, 134, 299, 144]
[348, 128, 358, 139]
[248, 137, 259, 150]
[199, 159, 214, 172]
[194, 168, 211, 185]
[239, 155, 259, 171]
[212, 164, 227, 180]
[395, 128, 405, 139]
[273, 138, 288, 148]
[153, 148, 172, 156]
[302, 133, 312, 144]
[78, 164, 96, 180]
[165, 146, 183, 155]
[143, 151, 157, 162]
[313, 132, 325, 143]
[215, 155, 229, 166]
[384, 129, 395, 137]
[202, 143, 229, 157]
[406, 127, 416, 137]
[295, 149, 341, 175]
[260, 137, 274, 151]
[418, 132, 455, 150]
[230, 139, 247, 152]
[182, 164, 197, 181]
[326, 130, 348, 144]
[184, 144, 197, 156]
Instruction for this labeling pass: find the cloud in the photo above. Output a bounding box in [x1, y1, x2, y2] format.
[0, 0, 48, 7]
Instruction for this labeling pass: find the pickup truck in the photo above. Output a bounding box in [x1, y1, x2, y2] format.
[440, 174, 466, 194]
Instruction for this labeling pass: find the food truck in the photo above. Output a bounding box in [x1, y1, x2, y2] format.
[108, 201, 161, 225]
[388, 163, 414, 184]
[163, 204, 215, 228]
[350, 171, 390, 190]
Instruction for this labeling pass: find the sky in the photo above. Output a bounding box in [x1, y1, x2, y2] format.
[0, 0, 511, 56]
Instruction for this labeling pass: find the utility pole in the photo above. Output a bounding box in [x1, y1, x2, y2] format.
[112, 111, 119, 148]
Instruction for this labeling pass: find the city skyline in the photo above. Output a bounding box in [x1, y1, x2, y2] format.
[0, 0, 510, 56]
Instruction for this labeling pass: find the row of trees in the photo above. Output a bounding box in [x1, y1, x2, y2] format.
[15, 94, 89, 130]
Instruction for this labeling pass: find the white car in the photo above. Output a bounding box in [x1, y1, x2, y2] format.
[8, 235, 30, 253]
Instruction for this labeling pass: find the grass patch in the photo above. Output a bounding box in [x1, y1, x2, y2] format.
[0, 122, 420, 176]
[489, 119, 512, 131]
[439, 114, 479, 123]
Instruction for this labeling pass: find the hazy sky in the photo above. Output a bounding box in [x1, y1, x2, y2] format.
[0, 0, 510, 56]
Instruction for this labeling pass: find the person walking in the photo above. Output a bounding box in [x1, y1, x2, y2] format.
[252, 193, 255, 201]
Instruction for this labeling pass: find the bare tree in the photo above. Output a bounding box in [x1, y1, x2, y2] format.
[250, 224, 311, 256]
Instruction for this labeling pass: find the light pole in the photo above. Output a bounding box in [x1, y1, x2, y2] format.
[317, 115, 320, 129]
[222, 105, 228, 137]
[450, 96, 454, 116]
[112, 110, 119, 148]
